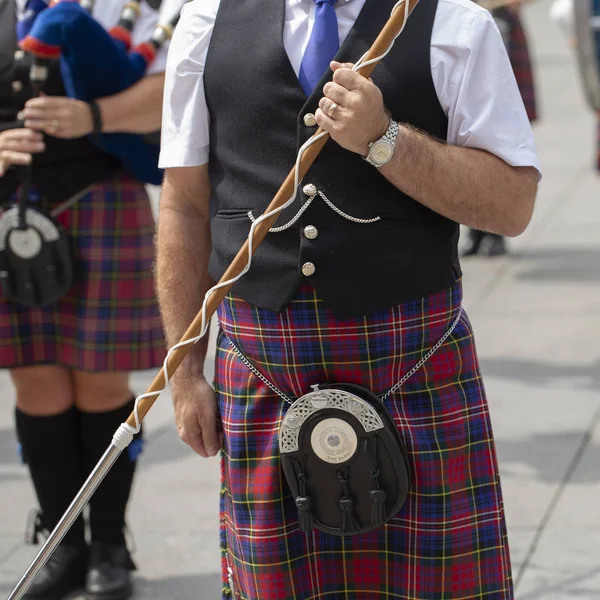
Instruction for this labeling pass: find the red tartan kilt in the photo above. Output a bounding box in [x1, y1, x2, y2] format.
[216, 282, 513, 599]
[0, 174, 166, 371]
[504, 7, 538, 122]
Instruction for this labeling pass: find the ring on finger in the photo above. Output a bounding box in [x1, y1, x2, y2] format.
[328, 102, 338, 118]
[50, 119, 59, 133]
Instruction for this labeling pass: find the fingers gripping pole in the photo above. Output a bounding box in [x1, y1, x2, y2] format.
[7, 2, 420, 598]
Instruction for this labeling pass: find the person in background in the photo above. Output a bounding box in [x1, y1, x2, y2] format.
[463, 0, 539, 257]
[0, 0, 168, 598]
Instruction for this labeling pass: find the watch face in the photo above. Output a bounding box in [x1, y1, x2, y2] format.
[371, 140, 394, 164]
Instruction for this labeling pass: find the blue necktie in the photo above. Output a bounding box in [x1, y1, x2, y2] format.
[298, 0, 339, 96]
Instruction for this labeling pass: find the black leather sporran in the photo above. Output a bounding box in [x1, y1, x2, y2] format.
[0, 177, 73, 307]
[279, 382, 411, 536]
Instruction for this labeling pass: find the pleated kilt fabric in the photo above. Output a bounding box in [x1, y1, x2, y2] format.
[0, 174, 165, 371]
[215, 282, 513, 600]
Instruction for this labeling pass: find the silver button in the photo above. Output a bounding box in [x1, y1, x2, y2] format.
[12, 80, 23, 93]
[302, 262, 316, 276]
[14, 50, 25, 61]
[303, 113, 317, 127]
[303, 225, 318, 240]
[303, 183, 317, 196]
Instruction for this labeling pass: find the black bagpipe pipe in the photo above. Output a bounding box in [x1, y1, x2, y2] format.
[13, 0, 186, 185]
[7, 0, 421, 597]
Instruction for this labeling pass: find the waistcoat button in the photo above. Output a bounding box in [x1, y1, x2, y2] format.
[302, 262, 316, 276]
[302, 183, 317, 196]
[303, 113, 317, 127]
[303, 225, 318, 240]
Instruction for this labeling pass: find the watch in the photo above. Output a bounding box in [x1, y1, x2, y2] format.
[365, 119, 399, 168]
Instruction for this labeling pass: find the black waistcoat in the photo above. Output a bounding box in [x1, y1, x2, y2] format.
[204, 0, 461, 319]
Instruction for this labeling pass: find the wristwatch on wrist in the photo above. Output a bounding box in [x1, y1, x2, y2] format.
[365, 119, 399, 168]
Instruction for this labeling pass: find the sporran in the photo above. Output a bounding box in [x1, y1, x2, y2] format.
[0, 173, 73, 308]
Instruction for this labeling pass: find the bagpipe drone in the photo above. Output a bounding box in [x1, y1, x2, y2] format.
[8, 0, 421, 597]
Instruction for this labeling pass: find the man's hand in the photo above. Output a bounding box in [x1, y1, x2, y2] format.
[0, 128, 44, 176]
[172, 376, 223, 458]
[315, 61, 389, 156]
[23, 95, 94, 138]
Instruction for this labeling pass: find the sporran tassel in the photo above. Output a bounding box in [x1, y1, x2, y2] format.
[295, 460, 314, 532]
[295, 495, 314, 532]
[369, 488, 386, 525]
[339, 496, 360, 533]
[365, 436, 387, 525]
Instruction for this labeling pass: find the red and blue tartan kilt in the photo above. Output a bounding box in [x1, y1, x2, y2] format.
[215, 282, 513, 599]
[0, 174, 166, 371]
[504, 8, 538, 122]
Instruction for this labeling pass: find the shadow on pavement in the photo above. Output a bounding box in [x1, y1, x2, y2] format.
[0, 426, 18, 466]
[514, 247, 600, 284]
[0, 572, 222, 600]
[496, 430, 600, 484]
[133, 572, 222, 599]
[480, 358, 600, 390]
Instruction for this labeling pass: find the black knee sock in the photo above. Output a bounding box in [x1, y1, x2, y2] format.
[79, 398, 142, 545]
[15, 407, 86, 547]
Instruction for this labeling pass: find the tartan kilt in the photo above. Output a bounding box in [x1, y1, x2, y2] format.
[502, 7, 538, 122]
[0, 174, 166, 371]
[215, 282, 513, 600]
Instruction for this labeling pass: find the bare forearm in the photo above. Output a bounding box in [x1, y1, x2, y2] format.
[156, 180, 213, 379]
[379, 124, 538, 236]
[98, 73, 165, 134]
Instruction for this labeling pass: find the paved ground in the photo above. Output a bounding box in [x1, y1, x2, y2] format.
[1, 1, 599, 598]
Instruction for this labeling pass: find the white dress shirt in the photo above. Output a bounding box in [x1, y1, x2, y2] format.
[16, 0, 177, 75]
[159, 0, 541, 177]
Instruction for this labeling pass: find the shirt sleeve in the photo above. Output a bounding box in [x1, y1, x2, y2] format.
[158, 2, 215, 168]
[432, 5, 541, 178]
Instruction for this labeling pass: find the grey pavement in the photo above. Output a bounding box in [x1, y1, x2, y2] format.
[1, 0, 600, 598]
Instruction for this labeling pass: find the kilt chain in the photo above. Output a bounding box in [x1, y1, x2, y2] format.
[224, 306, 463, 405]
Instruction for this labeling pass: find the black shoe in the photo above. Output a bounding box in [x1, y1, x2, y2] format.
[478, 234, 507, 257]
[85, 542, 136, 600]
[22, 543, 88, 600]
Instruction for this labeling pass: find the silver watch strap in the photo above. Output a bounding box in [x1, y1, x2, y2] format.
[383, 119, 399, 144]
[365, 119, 399, 167]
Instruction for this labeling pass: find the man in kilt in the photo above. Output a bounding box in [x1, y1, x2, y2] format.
[157, 0, 540, 597]
[463, 0, 538, 257]
[0, 0, 167, 598]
